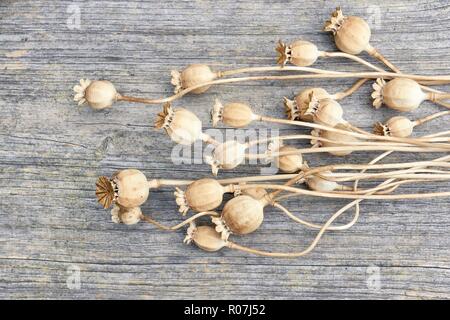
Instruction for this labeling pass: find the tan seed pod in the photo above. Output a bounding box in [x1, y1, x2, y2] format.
[215, 195, 264, 238]
[305, 173, 341, 192]
[174, 178, 226, 215]
[111, 204, 142, 225]
[171, 64, 217, 94]
[373, 116, 415, 138]
[372, 78, 426, 112]
[302, 162, 350, 192]
[284, 87, 331, 122]
[268, 142, 303, 173]
[155, 103, 204, 145]
[96, 169, 149, 209]
[184, 223, 227, 252]
[276, 40, 320, 67]
[324, 7, 371, 55]
[111, 169, 149, 208]
[206, 141, 247, 175]
[73, 79, 118, 110]
[211, 99, 257, 128]
[315, 124, 359, 156]
[304, 93, 344, 127]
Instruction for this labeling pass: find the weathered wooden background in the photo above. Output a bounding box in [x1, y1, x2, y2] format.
[1, 0, 449, 299]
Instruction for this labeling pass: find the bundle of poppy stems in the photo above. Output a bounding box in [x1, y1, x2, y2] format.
[76, 7, 450, 257]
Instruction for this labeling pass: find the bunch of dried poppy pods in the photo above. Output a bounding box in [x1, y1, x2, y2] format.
[83, 7, 450, 257]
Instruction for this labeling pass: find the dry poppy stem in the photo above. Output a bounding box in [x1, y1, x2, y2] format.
[147, 174, 300, 189]
[229, 150, 449, 257]
[273, 202, 358, 231]
[246, 133, 450, 150]
[413, 110, 450, 126]
[225, 194, 372, 258]
[266, 151, 386, 230]
[115, 70, 450, 105]
[275, 178, 423, 198]
[140, 211, 219, 231]
[256, 115, 450, 147]
[302, 159, 450, 177]
[333, 78, 369, 99]
[319, 170, 450, 182]
[239, 183, 450, 200]
[268, 151, 392, 232]
[225, 173, 446, 258]
[246, 145, 450, 161]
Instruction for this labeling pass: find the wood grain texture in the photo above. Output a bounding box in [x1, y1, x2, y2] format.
[0, 0, 449, 299]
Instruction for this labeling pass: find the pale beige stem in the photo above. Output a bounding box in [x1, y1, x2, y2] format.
[246, 145, 450, 160]
[257, 115, 448, 148]
[247, 133, 441, 149]
[147, 174, 300, 189]
[273, 202, 357, 231]
[116, 70, 450, 105]
[365, 44, 401, 73]
[225, 197, 367, 258]
[413, 111, 450, 127]
[332, 79, 369, 100]
[140, 211, 219, 231]
[239, 183, 450, 200]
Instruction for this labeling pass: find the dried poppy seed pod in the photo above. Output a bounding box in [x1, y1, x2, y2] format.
[110, 204, 142, 225]
[213, 195, 265, 240]
[276, 40, 320, 67]
[155, 103, 208, 145]
[312, 124, 359, 156]
[304, 93, 344, 127]
[211, 99, 258, 128]
[284, 87, 331, 122]
[324, 7, 371, 55]
[372, 78, 426, 112]
[171, 64, 217, 94]
[374, 116, 415, 138]
[205, 140, 248, 175]
[73, 79, 118, 110]
[174, 178, 229, 215]
[184, 223, 227, 252]
[301, 163, 343, 192]
[267, 142, 304, 173]
[96, 169, 149, 209]
[305, 173, 342, 192]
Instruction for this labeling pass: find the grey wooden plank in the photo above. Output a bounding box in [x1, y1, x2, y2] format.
[0, 0, 449, 299]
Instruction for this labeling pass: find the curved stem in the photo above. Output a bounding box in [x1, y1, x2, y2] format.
[321, 51, 385, 72]
[225, 197, 365, 258]
[273, 202, 358, 231]
[140, 211, 219, 231]
[333, 79, 369, 100]
[115, 70, 450, 105]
